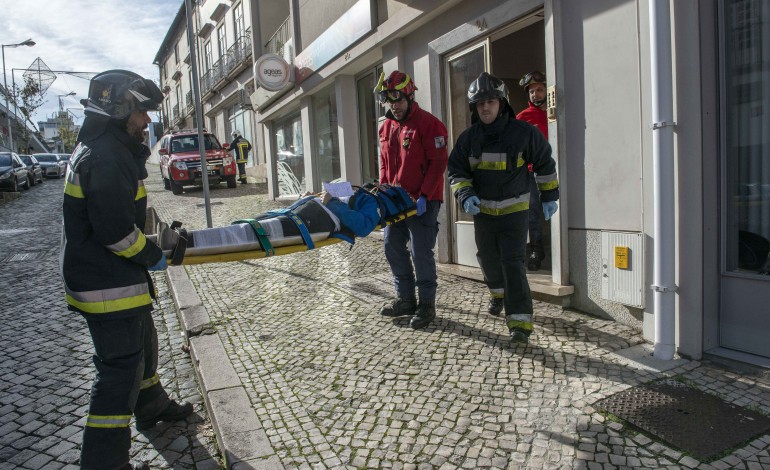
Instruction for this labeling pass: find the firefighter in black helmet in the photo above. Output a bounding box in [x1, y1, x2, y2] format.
[448, 72, 559, 344]
[62, 70, 193, 470]
[229, 129, 252, 183]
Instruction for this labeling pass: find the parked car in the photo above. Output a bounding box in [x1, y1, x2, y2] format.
[57, 153, 72, 167]
[19, 155, 44, 186]
[33, 153, 67, 178]
[158, 130, 237, 195]
[0, 152, 31, 192]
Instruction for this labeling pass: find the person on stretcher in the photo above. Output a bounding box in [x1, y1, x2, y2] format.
[152, 183, 415, 259]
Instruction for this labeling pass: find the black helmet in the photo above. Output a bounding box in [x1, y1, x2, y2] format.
[81, 70, 162, 120]
[467, 72, 508, 112]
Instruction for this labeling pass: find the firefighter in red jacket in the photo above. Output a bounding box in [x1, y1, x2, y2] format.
[375, 70, 448, 329]
[62, 70, 192, 470]
[515, 71, 549, 271]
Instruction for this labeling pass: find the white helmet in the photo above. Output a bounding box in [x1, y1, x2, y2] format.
[232, 130, 241, 138]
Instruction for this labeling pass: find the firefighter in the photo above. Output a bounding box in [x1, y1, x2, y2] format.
[375, 70, 449, 330]
[448, 72, 559, 343]
[515, 70, 549, 271]
[229, 130, 251, 183]
[62, 70, 193, 470]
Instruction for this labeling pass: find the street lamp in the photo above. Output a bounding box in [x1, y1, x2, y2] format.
[2, 38, 35, 153]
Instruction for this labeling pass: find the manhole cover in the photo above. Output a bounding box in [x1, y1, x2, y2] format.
[595, 379, 770, 460]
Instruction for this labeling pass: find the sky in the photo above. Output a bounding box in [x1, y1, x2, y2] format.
[1, 0, 182, 127]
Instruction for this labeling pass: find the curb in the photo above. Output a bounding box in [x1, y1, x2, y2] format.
[166, 265, 284, 469]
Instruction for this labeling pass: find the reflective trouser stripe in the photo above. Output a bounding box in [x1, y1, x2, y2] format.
[489, 288, 504, 299]
[65, 283, 152, 314]
[506, 314, 533, 332]
[140, 373, 160, 390]
[85, 414, 132, 428]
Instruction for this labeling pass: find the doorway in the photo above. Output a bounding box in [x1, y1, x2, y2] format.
[444, 14, 549, 271]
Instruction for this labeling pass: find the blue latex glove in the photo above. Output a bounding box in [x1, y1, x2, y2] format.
[543, 201, 558, 220]
[463, 196, 481, 215]
[416, 195, 427, 216]
[148, 256, 168, 272]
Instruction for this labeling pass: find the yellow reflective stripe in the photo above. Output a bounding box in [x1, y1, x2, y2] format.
[140, 373, 160, 390]
[506, 320, 533, 332]
[450, 181, 473, 192]
[479, 202, 529, 216]
[135, 182, 146, 200]
[86, 414, 132, 428]
[516, 153, 525, 168]
[489, 289, 504, 299]
[64, 181, 85, 198]
[108, 228, 147, 258]
[477, 161, 507, 171]
[65, 283, 153, 314]
[393, 75, 411, 90]
[538, 180, 559, 191]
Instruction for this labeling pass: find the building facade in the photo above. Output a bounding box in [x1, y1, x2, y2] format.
[245, 0, 770, 366]
[154, 0, 259, 178]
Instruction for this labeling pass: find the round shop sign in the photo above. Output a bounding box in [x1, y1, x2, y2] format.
[254, 54, 292, 92]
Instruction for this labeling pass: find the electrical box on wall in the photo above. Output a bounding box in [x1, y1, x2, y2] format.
[601, 231, 645, 308]
[547, 85, 557, 122]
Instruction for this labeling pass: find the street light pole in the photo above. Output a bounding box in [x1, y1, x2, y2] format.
[1, 39, 35, 153]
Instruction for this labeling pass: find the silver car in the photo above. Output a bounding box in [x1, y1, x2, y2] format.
[33, 153, 67, 178]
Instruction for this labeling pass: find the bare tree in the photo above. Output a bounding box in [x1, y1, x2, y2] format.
[9, 76, 45, 152]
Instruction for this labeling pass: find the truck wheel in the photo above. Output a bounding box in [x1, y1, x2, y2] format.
[163, 177, 171, 190]
[170, 180, 183, 195]
[226, 175, 237, 189]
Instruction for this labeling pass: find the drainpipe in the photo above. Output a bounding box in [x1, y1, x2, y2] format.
[650, 0, 676, 360]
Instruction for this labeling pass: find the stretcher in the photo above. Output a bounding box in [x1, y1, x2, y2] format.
[148, 185, 416, 266]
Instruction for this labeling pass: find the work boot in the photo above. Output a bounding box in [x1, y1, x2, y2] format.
[509, 328, 531, 344]
[487, 297, 504, 317]
[135, 400, 194, 431]
[379, 298, 417, 317]
[527, 245, 544, 271]
[410, 301, 436, 329]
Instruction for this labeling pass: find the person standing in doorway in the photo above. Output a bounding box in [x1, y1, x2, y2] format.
[375, 70, 449, 329]
[61, 70, 193, 470]
[230, 130, 252, 184]
[515, 70, 550, 271]
[448, 72, 559, 343]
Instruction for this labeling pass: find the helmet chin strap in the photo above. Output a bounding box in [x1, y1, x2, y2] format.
[396, 95, 415, 121]
[530, 98, 546, 108]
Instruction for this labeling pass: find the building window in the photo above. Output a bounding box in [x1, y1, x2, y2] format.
[274, 112, 305, 196]
[204, 41, 213, 72]
[174, 43, 179, 63]
[217, 24, 226, 59]
[233, 2, 245, 40]
[357, 66, 383, 185]
[312, 86, 341, 185]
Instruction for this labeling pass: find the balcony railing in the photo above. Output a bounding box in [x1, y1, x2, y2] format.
[201, 28, 252, 96]
[265, 16, 293, 61]
[172, 104, 179, 123]
[185, 91, 193, 114]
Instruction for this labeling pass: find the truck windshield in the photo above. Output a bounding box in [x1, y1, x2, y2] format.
[171, 135, 221, 152]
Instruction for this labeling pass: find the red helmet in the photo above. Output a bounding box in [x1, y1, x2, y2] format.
[374, 70, 417, 103]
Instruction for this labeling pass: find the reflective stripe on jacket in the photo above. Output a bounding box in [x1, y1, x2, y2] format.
[61, 125, 163, 320]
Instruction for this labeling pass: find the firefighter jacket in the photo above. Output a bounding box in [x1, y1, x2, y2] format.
[378, 102, 448, 202]
[61, 123, 164, 320]
[230, 136, 252, 164]
[448, 111, 559, 217]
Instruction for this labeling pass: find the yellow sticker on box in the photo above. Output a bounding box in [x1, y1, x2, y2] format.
[615, 246, 629, 269]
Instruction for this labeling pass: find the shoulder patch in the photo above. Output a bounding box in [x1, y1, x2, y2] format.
[434, 136, 446, 149]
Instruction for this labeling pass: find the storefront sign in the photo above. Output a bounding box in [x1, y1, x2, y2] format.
[294, 0, 372, 83]
[254, 54, 293, 92]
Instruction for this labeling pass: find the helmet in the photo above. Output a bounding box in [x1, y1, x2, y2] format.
[81, 70, 162, 120]
[374, 70, 417, 104]
[232, 130, 241, 138]
[518, 70, 546, 90]
[467, 72, 508, 112]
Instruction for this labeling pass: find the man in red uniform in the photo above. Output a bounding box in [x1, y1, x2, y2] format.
[515, 71, 549, 271]
[375, 70, 448, 329]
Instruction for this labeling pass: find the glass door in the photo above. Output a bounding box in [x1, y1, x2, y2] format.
[357, 65, 383, 185]
[444, 41, 489, 266]
[718, 0, 770, 357]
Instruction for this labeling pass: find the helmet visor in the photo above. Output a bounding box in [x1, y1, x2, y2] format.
[518, 71, 546, 88]
[126, 78, 162, 112]
[377, 89, 407, 104]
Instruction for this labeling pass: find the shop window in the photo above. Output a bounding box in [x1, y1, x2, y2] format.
[274, 112, 305, 196]
[312, 86, 341, 185]
[357, 66, 382, 185]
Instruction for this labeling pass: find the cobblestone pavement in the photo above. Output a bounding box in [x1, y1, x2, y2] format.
[144, 166, 770, 470]
[0, 176, 220, 469]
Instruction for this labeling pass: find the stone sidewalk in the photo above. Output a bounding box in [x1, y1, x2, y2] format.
[147, 167, 770, 470]
[0, 175, 220, 469]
